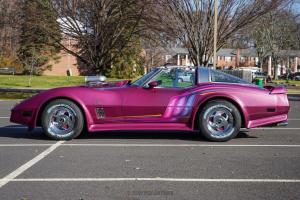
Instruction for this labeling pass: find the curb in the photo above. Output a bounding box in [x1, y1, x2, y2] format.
[288, 94, 300, 101]
[0, 88, 47, 93]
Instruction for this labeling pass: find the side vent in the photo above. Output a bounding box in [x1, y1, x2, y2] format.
[267, 108, 276, 112]
[96, 108, 105, 119]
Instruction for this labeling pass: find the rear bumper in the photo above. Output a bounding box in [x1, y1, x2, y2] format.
[247, 114, 288, 128]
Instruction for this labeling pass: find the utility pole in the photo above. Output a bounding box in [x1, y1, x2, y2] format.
[213, 0, 218, 69]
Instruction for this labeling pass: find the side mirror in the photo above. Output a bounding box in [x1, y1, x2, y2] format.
[147, 80, 162, 89]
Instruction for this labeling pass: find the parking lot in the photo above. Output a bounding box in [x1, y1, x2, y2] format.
[0, 100, 300, 200]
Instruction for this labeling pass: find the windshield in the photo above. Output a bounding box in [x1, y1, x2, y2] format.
[131, 68, 160, 86]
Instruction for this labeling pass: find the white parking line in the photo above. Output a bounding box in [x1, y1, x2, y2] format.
[0, 144, 54, 147]
[0, 141, 64, 188]
[0, 117, 9, 119]
[2, 126, 300, 130]
[3, 178, 299, 183]
[252, 128, 300, 130]
[62, 144, 300, 147]
[0, 143, 300, 147]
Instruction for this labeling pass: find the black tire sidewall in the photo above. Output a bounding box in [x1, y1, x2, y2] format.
[198, 100, 241, 142]
[41, 99, 84, 140]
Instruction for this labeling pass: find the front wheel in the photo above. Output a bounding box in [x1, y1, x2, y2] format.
[41, 99, 84, 140]
[198, 100, 241, 142]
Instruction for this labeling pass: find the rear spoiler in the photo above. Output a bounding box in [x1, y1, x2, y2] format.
[264, 85, 287, 94]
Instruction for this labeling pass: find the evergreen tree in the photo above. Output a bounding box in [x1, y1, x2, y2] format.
[18, 0, 61, 75]
[110, 38, 144, 79]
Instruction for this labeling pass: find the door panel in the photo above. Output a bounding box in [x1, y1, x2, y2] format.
[122, 86, 183, 121]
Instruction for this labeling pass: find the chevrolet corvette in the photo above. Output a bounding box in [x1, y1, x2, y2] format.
[10, 66, 290, 141]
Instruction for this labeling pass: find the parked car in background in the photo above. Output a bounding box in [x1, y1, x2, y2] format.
[280, 72, 300, 80]
[253, 72, 267, 79]
[280, 73, 293, 80]
[178, 71, 194, 83]
[0, 67, 16, 75]
[293, 72, 300, 80]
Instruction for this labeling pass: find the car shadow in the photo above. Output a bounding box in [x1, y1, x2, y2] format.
[0, 125, 51, 141]
[0, 125, 256, 141]
[288, 96, 300, 102]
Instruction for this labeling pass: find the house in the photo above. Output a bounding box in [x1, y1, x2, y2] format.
[160, 48, 259, 69]
[43, 36, 80, 76]
[43, 44, 300, 76]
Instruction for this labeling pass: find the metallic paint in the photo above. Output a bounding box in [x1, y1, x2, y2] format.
[10, 71, 290, 134]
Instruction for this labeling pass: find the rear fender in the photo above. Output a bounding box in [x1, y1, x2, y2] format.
[264, 85, 287, 94]
[190, 92, 247, 129]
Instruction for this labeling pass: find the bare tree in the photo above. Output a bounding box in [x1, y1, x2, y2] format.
[159, 0, 289, 66]
[48, 0, 152, 74]
[0, 0, 22, 63]
[251, 9, 298, 78]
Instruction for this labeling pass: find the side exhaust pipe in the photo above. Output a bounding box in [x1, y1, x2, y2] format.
[277, 121, 288, 127]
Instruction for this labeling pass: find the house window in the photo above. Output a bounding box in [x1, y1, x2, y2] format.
[165, 55, 172, 62]
[225, 56, 232, 62]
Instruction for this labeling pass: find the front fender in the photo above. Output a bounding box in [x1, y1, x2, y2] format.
[11, 87, 96, 129]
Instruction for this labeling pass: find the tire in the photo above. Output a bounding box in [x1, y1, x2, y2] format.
[198, 100, 241, 142]
[41, 99, 84, 140]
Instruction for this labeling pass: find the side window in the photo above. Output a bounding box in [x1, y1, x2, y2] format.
[149, 68, 195, 88]
[153, 70, 174, 88]
[210, 69, 249, 84]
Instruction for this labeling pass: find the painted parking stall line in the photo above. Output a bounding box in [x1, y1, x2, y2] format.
[2, 126, 300, 130]
[5, 178, 300, 183]
[0, 144, 300, 147]
[0, 144, 54, 147]
[251, 128, 300, 130]
[61, 144, 300, 147]
[0, 141, 64, 188]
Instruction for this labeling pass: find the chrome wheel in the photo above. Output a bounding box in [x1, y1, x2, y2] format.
[205, 105, 235, 139]
[47, 104, 76, 137]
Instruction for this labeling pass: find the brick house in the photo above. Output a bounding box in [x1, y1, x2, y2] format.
[160, 48, 259, 69]
[43, 37, 80, 76]
[43, 44, 300, 76]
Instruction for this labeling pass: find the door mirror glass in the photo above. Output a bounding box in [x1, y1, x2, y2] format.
[147, 80, 162, 88]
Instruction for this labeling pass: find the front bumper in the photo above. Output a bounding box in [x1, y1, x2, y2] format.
[10, 109, 36, 129]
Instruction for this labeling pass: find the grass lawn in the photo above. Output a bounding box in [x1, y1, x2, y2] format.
[0, 75, 299, 99]
[286, 89, 300, 94]
[0, 75, 123, 88]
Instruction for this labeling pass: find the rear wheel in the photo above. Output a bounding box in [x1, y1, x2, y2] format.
[41, 99, 84, 140]
[198, 100, 241, 142]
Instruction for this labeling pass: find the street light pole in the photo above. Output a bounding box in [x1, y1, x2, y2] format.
[213, 0, 218, 69]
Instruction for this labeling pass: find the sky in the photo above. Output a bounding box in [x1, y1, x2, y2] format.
[292, 2, 300, 14]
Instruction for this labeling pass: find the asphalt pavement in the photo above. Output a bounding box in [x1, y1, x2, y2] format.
[0, 100, 299, 200]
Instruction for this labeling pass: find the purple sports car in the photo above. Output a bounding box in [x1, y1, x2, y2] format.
[10, 66, 289, 141]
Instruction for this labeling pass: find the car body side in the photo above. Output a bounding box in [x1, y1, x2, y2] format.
[10, 81, 289, 132]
